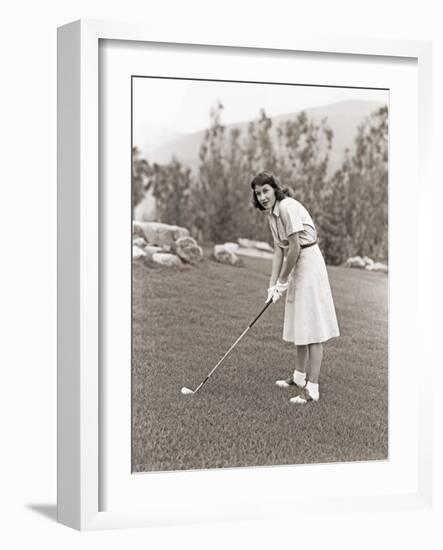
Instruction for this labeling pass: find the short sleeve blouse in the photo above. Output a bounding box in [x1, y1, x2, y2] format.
[267, 197, 317, 249]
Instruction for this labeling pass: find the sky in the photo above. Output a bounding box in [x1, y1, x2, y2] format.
[132, 77, 388, 155]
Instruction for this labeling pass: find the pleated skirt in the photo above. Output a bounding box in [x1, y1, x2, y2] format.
[283, 244, 340, 345]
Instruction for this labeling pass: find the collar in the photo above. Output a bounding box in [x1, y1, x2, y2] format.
[270, 200, 280, 217]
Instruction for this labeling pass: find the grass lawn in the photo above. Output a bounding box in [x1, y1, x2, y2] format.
[132, 252, 388, 472]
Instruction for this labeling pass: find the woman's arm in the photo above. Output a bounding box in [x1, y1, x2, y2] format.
[269, 245, 284, 288]
[277, 233, 301, 283]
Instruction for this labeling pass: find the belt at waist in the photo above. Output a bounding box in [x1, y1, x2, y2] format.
[300, 240, 317, 250]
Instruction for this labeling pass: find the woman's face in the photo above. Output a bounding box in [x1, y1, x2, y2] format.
[255, 184, 276, 210]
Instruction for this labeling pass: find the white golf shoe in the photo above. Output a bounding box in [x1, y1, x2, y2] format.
[276, 376, 300, 388]
[289, 386, 319, 404]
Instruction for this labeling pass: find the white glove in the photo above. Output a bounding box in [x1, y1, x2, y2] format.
[267, 280, 289, 303]
[275, 279, 289, 294]
[266, 285, 276, 303]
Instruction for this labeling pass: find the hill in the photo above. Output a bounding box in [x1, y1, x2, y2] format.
[139, 99, 387, 175]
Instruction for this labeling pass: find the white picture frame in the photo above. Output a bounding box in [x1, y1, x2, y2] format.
[57, 19, 433, 531]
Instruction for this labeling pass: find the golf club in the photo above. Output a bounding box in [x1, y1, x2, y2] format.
[181, 298, 273, 395]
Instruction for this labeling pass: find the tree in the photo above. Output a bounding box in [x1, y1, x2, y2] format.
[150, 158, 193, 227]
[319, 156, 354, 265]
[132, 146, 151, 217]
[196, 101, 238, 242]
[277, 112, 333, 225]
[136, 102, 388, 264]
[345, 106, 389, 261]
[240, 110, 280, 242]
[195, 105, 336, 245]
[318, 106, 389, 264]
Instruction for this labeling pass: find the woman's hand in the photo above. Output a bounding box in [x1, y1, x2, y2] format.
[275, 278, 289, 294]
[267, 279, 289, 303]
[274, 278, 289, 301]
[266, 285, 276, 303]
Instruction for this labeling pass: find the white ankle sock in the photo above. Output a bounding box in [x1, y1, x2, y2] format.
[306, 381, 319, 400]
[293, 370, 306, 386]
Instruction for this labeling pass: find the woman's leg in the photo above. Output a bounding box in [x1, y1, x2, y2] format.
[295, 345, 309, 374]
[290, 342, 323, 403]
[307, 343, 323, 383]
[292, 344, 309, 387]
[276, 344, 309, 387]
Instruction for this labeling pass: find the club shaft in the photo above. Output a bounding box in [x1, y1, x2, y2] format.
[248, 298, 273, 328]
[192, 300, 273, 393]
[193, 326, 251, 393]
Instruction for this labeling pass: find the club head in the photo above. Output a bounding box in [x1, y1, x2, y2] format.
[180, 387, 194, 395]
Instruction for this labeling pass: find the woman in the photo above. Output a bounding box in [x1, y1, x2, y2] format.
[251, 171, 340, 404]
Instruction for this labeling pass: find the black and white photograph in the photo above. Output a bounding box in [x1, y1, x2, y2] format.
[3, 0, 440, 545]
[131, 77, 389, 473]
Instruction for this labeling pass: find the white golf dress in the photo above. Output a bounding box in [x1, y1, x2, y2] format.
[267, 197, 340, 345]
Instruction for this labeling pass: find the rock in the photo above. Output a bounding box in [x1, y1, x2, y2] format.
[238, 238, 273, 252]
[171, 236, 203, 264]
[132, 223, 146, 240]
[133, 237, 146, 248]
[235, 248, 273, 260]
[213, 244, 243, 266]
[132, 245, 146, 260]
[235, 238, 273, 258]
[144, 245, 165, 261]
[366, 262, 388, 273]
[151, 252, 183, 268]
[255, 242, 273, 253]
[223, 242, 240, 252]
[238, 238, 258, 249]
[133, 221, 189, 247]
[345, 256, 366, 268]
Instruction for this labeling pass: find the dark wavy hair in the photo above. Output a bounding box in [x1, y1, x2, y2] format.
[250, 171, 291, 210]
